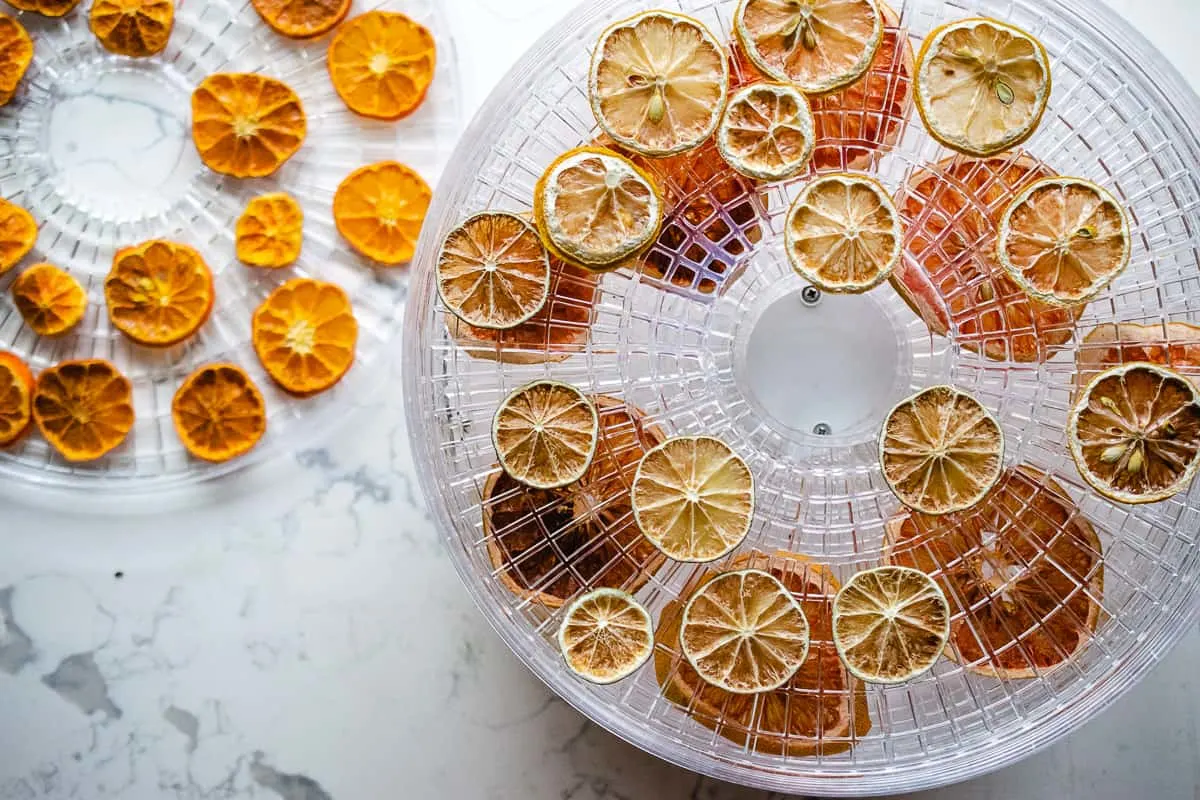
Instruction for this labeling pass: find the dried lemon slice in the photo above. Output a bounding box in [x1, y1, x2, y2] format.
[716, 82, 815, 182]
[493, 380, 599, 490]
[558, 588, 654, 684]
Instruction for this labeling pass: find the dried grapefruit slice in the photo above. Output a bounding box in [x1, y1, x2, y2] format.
[0, 14, 32, 106]
[172, 364, 266, 463]
[1077, 322, 1200, 394]
[0, 197, 36, 275]
[236, 193, 303, 268]
[5, 0, 78, 18]
[11, 263, 87, 337]
[334, 161, 431, 265]
[191, 73, 307, 178]
[328, 11, 435, 121]
[33, 360, 135, 462]
[559, 588, 654, 684]
[252, 0, 348, 39]
[0, 351, 33, 447]
[105, 240, 214, 347]
[90, 0, 173, 57]
[716, 82, 814, 182]
[252, 278, 358, 396]
[492, 380, 598, 490]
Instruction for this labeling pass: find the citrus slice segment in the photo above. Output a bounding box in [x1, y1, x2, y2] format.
[172, 364, 266, 463]
[236, 193, 303, 268]
[437, 212, 550, 330]
[4, 0, 79, 18]
[252, 0, 348, 39]
[252, 278, 358, 396]
[328, 11, 436, 121]
[833, 566, 950, 683]
[680, 568, 810, 694]
[333, 161, 431, 266]
[105, 240, 214, 347]
[1069, 363, 1200, 505]
[533, 146, 663, 272]
[589, 11, 728, 157]
[785, 173, 901, 293]
[11, 263, 87, 337]
[915, 17, 1051, 157]
[33, 359, 135, 462]
[0, 351, 33, 447]
[1077, 322, 1200, 395]
[717, 82, 814, 182]
[632, 435, 755, 562]
[191, 73, 307, 178]
[90, 0, 173, 57]
[492, 380, 599, 490]
[558, 588, 654, 684]
[0, 197, 36, 275]
[881, 385, 1004, 515]
[997, 177, 1131, 306]
[734, 0, 884, 95]
[0, 14, 32, 106]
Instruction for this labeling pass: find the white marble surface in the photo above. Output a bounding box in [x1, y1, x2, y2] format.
[3, 1, 1200, 798]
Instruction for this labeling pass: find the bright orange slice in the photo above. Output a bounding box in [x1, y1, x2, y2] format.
[236, 192, 303, 268]
[5, 0, 79, 18]
[11, 263, 87, 337]
[90, 0, 174, 57]
[492, 380, 599, 490]
[328, 11, 436, 121]
[105, 240, 214, 347]
[716, 82, 814, 181]
[33, 360, 135, 462]
[252, 0, 348, 39]
[191, 72, 307, 178]
[333, 161, 431, 265]
[559, 588, 654, 684]
[172, 364, 266, 463]
[0, 197, 36, 275]
[0, 13, 32, 106]
[252, 277, 358, 396]
[0, 351, 33, 447]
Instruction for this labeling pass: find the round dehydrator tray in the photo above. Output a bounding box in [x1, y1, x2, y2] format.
[405, 0, 1200, 794]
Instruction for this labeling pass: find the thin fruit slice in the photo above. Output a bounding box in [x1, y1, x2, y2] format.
[492, 380, 598, 490]
[785, 173, 901, 293]
[191, 73, 307, 178]
[680, 568, 810, 693]
[1069, 363, 1200, 504]
[833, 566, 950, 683]
[252, 278, 358, 396]
[888, 466, 1104, 679]
[589, 11, 728, 157]
[559, 588, 653, 684]
[881, 385, 1004, 515]
[252, 0, 348, 39]
[998, 177, 1131, 306]
[717, 82, 814, 182]
[11, 263, 87, 337]
[0, 197, 35, 275]
[90, 0, 173, 57]
[632, 435, 754, 562]
[437, 212, 550, 330]
[0, 352, 33, 447]
[0, 14, 32, 106]
[328, 11, 436, 121]
[734, 0, 884, 95]
[1077, 322, 1200, 395]
[236, 193, 303, 268]
[533, 146, 663, 272]
[334, 161, 431, 265]
[915, 18, 1051, 157]
[173, 364, 266, 463]
[33, 359, 135, 462]
[105, 240, 214, 347]
[4, 0, 79, 18]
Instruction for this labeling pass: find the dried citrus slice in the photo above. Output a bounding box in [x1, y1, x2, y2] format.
[888, 466, 1104, 679]
[632, 435, 754, 562]
[236, 193, 303, 268]
[881, 385, 1004, 515]
[333, 161, 431, 266]
[105, 240, 214, 347]
[533, 146, 663, 272]
[0, 351, 33, 447]
[33, 360, 135, 462]
[11, 263, 87, 337]
[191, 73, 307, 178]
[716, 82, 814, 182]
[997, 177, 1130, 306]
[1077, 322, 1200, 394]
[589, 11, 728, 157]
[5, 0, 78, 18]
[558, 588, 653, 684]
[252, 0, 348, 39]
[734, 0, 883, 94]
[1068, 363, 1200, 505]
[0, 14, 32, 106]
[785, 173, 901, 293]
[172, 364, 266, 463]
[252, 278, 358, 396]
[0, 197, 36, 275]
[914, 18, 1051, 157]
[833, 566, 950, 683]
[437, 212, 550, 330]
[328, 11, 436, 121]
[492, 380, 599, 490]
[90, 0, 173, 57]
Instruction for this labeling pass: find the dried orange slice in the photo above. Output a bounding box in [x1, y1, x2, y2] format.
[333, 161, 431, 266]
[0, 197, 36, 275]
[832, 566, 950, 683]
[1069, 363, 1200, 505]
[492, 380, 599, 490]
[437, 212, 550, 330]
[1077, 322, 1200, 394]
[5, 0, 78, 18]
[11, 263, 87, 337]
[252, 0, 348, 39]
[632, 435, 755, 562]
[716, 82, 814, 182]
[33, 360, 135, 462]
[589, 11, 728, 157]
[90, 0, 173, 57]
[735, 0, 883, 95]
[0, 14, 32, 106]
[252, 277, 358, 396]
[236, 193, 303, 268]
[105, 240, 214, 347]
[191, 73, 307, 178]
[998, 177, 1131, 306]
[559, 588, 653, 684]
[172, 364, 266, 463]
[0, 351, 33, 447]
[328, 11, 436, 121]
[915, 18, 1051, 158]
[785, 173, 901, 293]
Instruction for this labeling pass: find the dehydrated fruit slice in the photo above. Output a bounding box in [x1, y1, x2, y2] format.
[1076, 322, 1200, 395]
[328, 11, 436, 121]
[33, 359, 135, 462]
[11, 263, 87, 337]
[191, 72, 307, 178]
[0, 351, 33, 447]
[333, 161, 431, 265]
[492, 380, 598, 490]
[172, 363, 266, 463]
[4, 0, 79, 18]
[0, 13, 32, 106]
[252, 277, 358, 396]
[0, 197, 36, 275]
[558, 588, 653, 684]
[252, 0, 348, 39]
[90, 0, 173, 57]
[236, 192, 303, 269]
[105, 240, 214, 347]
[716, 82, 814, 182]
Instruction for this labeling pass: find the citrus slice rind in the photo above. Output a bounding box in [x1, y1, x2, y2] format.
[914, 17, 1051, 158]
[90, 0, 174, 57]
[32, 359, 135, 462]
[0, 351, 33, 447]
[0, 13, 33, 105]
[680, 568, 810, 694]
[327, 11, 436, 121]
[785, 173, 902, 293]
[191, 72, 307, 179]
[172, 364, 267, 463]
[105, 240, 215, 348]
[333, 160, 431, 266]
[0, 197, 36, 275]
[1068, 362, 1200, 505]
[589, 11, 729, 158]
[11, 263, 87, 337]
[252, 0, 349, 39]
[716, 82, 815, 182]
[492, 380, 599, 490]
[236, 193, 304, 268]
[252, 278, 358, 396]
[558, 588, 654, 684]
[997, 177, 1131, 307]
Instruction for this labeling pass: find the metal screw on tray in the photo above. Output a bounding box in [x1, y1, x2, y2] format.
[813, 422, 832, 436]
[800, 285, 822, 307]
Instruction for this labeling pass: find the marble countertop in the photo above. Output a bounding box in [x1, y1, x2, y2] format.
[3, 1, 1199, 798]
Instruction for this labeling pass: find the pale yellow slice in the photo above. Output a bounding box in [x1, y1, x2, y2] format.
[717, 82, 815, 182]
[493, 380, 599, 489]
[559, 588, 654, 684]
